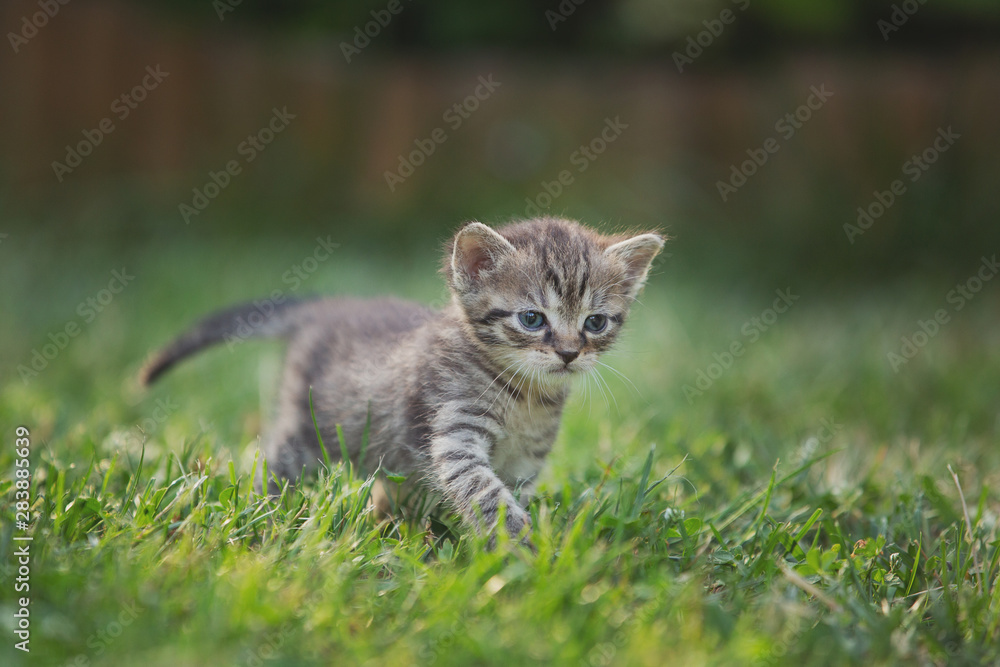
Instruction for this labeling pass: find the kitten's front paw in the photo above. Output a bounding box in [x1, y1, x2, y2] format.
[499, 506, 535, 552]
[504, 506, 531, 540]
[481, 504, 534, 551]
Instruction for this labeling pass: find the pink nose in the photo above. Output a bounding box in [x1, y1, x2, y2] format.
[556, 349, 579, 365]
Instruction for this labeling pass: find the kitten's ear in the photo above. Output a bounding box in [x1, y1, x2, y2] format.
[450, 222, 516, 288]
[604, 233, 666, 297]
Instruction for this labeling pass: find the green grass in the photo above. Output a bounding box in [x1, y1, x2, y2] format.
[2, 236, 999, 666]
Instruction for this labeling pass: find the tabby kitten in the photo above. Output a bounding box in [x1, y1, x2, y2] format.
[141, 217, 664, 542]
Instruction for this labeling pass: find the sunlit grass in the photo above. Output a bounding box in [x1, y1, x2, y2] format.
[1, 236, 998, 666]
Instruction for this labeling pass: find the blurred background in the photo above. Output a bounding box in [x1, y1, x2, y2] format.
[1, 0, 999, 445]
[2, 0, 998, 282]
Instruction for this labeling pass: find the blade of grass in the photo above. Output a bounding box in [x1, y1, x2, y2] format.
[100, 451, 118, 498]
[335, 424, 349, 471]
[948, 464, 984, 595]
[119, 443, 146, 518]
[629, 445, 655, 521]
[905, 537, 922, 597]
[715, 450, 839, 532]
[749, 460, 779, 537]
[791, 508, 824, 554]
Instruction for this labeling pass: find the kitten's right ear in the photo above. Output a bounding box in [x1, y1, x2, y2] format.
[604, 232, 666, 298]
[450, 222, 516, 289]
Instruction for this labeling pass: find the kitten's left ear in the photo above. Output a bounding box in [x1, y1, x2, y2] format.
[604, 233, 666, 297]
[450, 222, 516, 290]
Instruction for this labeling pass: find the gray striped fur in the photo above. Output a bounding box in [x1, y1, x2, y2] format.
[141, 217, 664, 544]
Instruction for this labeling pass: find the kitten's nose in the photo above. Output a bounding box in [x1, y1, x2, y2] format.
[556, 349, 579, 365]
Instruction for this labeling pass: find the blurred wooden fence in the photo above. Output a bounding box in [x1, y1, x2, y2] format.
[2, 0, 998, 220]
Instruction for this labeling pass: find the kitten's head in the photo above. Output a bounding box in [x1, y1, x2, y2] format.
[445, 217, 664, 381]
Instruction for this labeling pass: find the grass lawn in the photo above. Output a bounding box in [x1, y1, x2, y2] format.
[2, 235, 998, 666]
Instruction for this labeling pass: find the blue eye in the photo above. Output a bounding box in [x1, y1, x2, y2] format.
[518, 311, 546, 330]
[584, 314, 607, 333]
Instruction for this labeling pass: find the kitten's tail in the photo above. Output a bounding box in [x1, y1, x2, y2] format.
[139, 298, 314, 386]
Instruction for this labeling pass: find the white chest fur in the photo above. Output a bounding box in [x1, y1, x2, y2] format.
[490, 398, 562, 493]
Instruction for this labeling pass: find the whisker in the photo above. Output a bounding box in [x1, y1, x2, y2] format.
[527, 368, 537, 420]
[583, 370, 594, 417]
[473, 360, 521, 410]
[490, 360, 526, 416]
[513, 364, 533, 417]
[501, 361, 530, 417]
[595, 359, 642, 399]
[594, 367, 619, 414]
[590, 367, 611, 412]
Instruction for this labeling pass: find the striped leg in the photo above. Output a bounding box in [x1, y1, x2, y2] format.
[429, 407, 531, 544]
